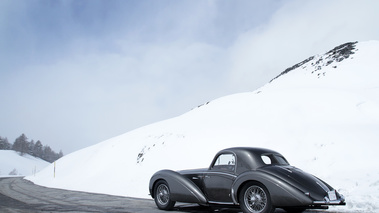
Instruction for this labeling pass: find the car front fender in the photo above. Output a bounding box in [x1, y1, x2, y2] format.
[149, 169, 208, 204]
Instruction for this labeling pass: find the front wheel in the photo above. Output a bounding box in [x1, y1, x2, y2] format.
[239, 182, 274, 213]
[154, 180, 176, 210]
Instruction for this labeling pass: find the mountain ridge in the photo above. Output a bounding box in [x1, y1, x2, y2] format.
[270, 41, 358, 83]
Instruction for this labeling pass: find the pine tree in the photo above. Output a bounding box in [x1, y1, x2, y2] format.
[12, 134, 29, 156]
[58, 150, 64, 158]
[0, 137, 11, 150]
[33, 140, 43, 158]
[28, 140, 35, 156]
[42, 145, 53, 162]
[3, 134, 63, 162]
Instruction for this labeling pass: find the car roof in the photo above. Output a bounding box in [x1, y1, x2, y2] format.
[214, 147, 285, 173]
[221, 147, 280, 155]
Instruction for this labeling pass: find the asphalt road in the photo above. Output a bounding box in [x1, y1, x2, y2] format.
[0, 177, 339, 213]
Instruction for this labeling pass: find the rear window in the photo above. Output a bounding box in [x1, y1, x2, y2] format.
[261, 154, 289, 165]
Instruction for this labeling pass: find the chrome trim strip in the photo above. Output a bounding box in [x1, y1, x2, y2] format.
[205, 171, 237, 178]
[181, 171, 237, 178]
[208, 201, 235, 205]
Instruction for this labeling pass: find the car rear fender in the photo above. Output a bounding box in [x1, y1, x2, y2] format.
[149, 169, 208, 204]
[231, 170, 313, 207]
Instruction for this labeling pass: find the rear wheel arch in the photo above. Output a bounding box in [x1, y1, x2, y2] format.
[238, 181, 274, 213]
[237, 180, 269, 203]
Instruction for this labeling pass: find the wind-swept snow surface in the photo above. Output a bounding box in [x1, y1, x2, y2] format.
[27, 41, 379, 212]
[0, 150, 49, 177]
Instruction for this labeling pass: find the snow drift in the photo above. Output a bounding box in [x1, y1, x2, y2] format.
[26, 41, 379, 212]
[0, 150, 49, 177]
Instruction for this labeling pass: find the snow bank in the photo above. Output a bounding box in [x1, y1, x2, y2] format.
[0, 150, 50, 177]
[26, 41, 379, 212]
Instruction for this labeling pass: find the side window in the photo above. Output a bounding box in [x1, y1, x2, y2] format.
[212, 154, 236, 172]
[261, 155, 272, 164]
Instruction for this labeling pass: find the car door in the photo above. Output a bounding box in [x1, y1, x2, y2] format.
[203, 153, 237, 203]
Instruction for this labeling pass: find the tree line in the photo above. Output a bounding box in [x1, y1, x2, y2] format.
[0, 134, 63, 163]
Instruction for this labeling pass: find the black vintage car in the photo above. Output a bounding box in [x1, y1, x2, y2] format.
[149, 147, 345, 213]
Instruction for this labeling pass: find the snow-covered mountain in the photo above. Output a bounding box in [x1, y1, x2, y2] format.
[0, 150, 50, 177]
[26, 41, 379, 212]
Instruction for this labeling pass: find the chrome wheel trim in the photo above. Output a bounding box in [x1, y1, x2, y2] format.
[244, 185, 267, 213]
[156, 184, 170, 206]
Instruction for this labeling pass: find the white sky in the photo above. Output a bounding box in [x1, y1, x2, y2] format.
[1, 0, 378, 154]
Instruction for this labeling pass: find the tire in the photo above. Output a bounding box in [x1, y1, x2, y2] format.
[239, 182, 274, 213]
[153, 180, 176, 210]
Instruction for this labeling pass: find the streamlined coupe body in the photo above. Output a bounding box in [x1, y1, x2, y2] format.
[149, 147, 345, 213]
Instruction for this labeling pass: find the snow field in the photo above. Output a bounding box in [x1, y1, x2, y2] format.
[0, 150, 50, 177]
[26, 41, 379, 212]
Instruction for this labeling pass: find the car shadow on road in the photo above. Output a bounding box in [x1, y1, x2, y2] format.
[172, 203, 241, 213]
[170, 203, 330, 213]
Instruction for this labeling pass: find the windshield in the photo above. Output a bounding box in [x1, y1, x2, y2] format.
[261, 154, 289, 166]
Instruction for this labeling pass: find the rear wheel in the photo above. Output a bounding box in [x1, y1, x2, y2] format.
[154, 180, 176, 210]
[239, 182, 274, 213]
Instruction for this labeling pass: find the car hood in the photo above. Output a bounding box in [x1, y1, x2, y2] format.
[260, 165, 332, 201]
